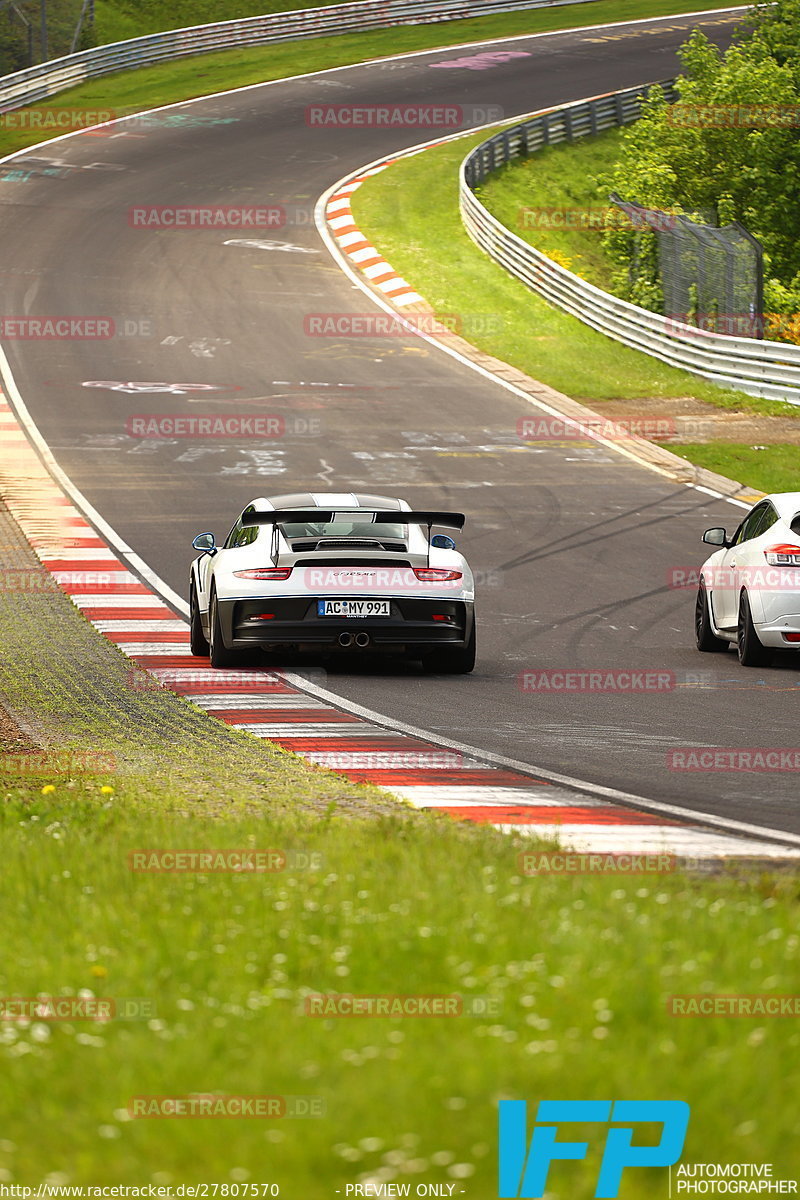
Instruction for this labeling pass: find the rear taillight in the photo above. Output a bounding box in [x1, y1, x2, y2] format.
[413, 568, 462, 582]
[233, 567, 293, 580]
[764, 545, 800, 566]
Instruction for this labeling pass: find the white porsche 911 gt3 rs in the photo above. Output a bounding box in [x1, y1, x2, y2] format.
[695, 490, 800, 666]
[189, 492, 476, 673]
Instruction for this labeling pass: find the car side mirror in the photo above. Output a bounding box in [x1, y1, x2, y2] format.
[192, 532, 216, 554]
[431, 533, 456, 550]
[702, 527, 728, 548]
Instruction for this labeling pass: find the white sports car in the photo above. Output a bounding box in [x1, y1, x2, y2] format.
[189, 491, 476, 673]
[695, 490, 800, 666]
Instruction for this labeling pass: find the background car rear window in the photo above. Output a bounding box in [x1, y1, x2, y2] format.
[733, 503, 776, 544]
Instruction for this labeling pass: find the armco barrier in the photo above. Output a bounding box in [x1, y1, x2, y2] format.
[0, 0, 603, 114]
[460, 82, 800, 404]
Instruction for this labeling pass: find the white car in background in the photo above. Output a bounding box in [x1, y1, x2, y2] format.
[695, 491, 800, 666]
[189, 491, 475, 673]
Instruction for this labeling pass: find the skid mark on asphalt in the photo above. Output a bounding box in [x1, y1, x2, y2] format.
[1, 390, 798, 860]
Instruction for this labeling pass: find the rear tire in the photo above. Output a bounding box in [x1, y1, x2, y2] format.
[695, 581, 727, 653]
[422, 623, 476, 675]
[189, 583, 209, 657]
[209, 590, 251, 669]
[737, 590, 770, 668]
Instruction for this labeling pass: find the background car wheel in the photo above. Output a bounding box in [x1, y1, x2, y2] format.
[189, 583, 209, 657]
[737, 590, 770, 667]
[422, 624, 476, 675]
[209, 590, 252, 669]
[695, 581, 728, 652]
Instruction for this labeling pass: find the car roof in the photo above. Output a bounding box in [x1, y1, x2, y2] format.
[248, 492, 409, 512]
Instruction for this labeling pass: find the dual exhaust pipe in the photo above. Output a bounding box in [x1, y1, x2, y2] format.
[338, 631, 371, 649]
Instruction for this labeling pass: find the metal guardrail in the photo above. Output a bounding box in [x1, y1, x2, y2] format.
[0, 0, 604, 114]
[460, 83, 800, 404]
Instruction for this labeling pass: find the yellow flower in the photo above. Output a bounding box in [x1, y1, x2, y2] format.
[90, 965, 108, 978]
[41, 784, 56, 795]
[99, 786, 114, 795]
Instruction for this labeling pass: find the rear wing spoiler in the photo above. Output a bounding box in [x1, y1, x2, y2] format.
[241, 509, 466, 566]
[242, 510, 465, 529]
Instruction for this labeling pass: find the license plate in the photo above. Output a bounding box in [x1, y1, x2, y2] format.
[317, 599, 391, 618]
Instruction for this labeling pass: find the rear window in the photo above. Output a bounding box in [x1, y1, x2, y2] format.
[281, 513, 407, 540]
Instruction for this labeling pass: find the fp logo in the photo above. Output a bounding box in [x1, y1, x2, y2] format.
[498, 1100, 690, 1198]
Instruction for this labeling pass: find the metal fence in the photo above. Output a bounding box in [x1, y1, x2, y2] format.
[0, 0, 604, 114]
[460, 83, 800, 404]
[610, 192, 765, 340]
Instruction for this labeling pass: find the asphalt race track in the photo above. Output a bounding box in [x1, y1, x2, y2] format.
[3, 8, 798, 836]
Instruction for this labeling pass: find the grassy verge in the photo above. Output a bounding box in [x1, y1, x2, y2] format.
[0, 0, 743, 160]
[0, 786, 798, 1190]
[671, 443, 800, 493]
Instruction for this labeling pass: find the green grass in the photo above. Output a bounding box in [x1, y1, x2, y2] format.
[671, 443, 800, 494]
[0, 0, 746, 161]
[351, 131, 800, 423]
[0, 789, 798, 1190]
